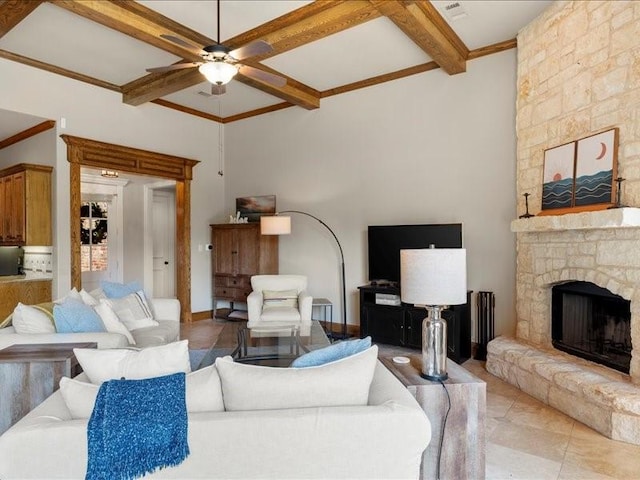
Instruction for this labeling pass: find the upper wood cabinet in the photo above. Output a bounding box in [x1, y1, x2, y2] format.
[210, 223, 278, 305]
[0, 164, 52, 246]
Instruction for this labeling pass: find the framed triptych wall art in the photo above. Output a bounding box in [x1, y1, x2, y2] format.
[541, 127, 618, 215]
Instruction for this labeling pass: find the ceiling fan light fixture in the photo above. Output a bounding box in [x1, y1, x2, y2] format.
[199, 61, 238, 85]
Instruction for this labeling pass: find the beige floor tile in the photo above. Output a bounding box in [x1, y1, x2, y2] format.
[563, 434, 640, 479]
[488, 420, 571, 463]
[504, 394, 575, 435]
[486, 442, 563, 480]
[487, 391, 518, 418]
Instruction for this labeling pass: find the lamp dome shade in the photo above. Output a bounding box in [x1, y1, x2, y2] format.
[400, 248, 467, 305]
[199, 61, 238, 85]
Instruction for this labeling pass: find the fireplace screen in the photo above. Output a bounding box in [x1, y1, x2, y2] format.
[552, 281, 631, 373]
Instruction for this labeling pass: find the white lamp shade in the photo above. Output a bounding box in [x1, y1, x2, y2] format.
[400, 248, 467, 305]
[199, 61, 238, 85]
[260, 216, 291, 235]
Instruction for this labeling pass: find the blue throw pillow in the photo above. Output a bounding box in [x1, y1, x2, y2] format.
[291, 336, 372, 368]
[53, 299, 105, 333]
[101, 281, 142, 299]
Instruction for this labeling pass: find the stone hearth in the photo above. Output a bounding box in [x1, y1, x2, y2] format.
[487, 208, 640, 445]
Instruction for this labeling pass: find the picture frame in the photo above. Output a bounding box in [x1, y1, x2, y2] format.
[235, 195, 276, 222]
[539, 127, 618, 215]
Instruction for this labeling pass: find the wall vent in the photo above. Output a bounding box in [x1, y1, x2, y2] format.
[443, 1, 468, 21]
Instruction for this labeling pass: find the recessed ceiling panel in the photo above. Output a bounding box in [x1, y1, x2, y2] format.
[263, 16, 432, 92]
[162, 80, 284, 118]
[431, 0, 554, 50]
[140, 1, 312, 42]
[0, 3, 181, 85]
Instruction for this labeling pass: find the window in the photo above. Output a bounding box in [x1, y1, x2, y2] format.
[80, 201, 108, 272]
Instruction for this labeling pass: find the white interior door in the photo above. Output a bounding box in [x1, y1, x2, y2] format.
[152, 190, 176, 297]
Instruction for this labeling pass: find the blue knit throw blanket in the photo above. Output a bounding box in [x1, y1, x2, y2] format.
[86, 373, 189, 480]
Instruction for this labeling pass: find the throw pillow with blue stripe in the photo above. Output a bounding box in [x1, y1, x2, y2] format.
[53, 299, 105, 333]
[291, 336, 372, 368]
[101, 280, 143, 299]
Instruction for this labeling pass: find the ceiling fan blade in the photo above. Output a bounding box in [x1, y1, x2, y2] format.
[238, 65, 286, 88]
[146, 62, 201, 73]
[160, 34, 206, 55]
[228, 40, 273, 61]
[211, 84, 226, 95]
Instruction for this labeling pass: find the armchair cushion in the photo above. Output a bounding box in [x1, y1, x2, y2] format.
[263, 289, 298, 308]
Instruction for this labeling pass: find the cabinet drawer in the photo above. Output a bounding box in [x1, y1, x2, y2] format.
[215, 286, 250, 301]
[226, 276, 249, 288]
[214, 276, 228, 287]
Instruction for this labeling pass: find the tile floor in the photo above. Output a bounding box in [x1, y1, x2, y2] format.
[182, 319, 640, 480]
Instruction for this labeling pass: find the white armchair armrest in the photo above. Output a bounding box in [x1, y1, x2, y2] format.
[247, 291, 263, 326]
[150, 298, 180, 322]
[298, 291, 313, 323]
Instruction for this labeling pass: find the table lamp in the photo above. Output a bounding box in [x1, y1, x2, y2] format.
[400, 247, 467, 381]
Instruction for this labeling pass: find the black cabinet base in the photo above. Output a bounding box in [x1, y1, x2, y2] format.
[358, 285, 472, 365]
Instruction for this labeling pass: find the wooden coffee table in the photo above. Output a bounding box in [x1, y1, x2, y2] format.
[0, 342, 96, 435]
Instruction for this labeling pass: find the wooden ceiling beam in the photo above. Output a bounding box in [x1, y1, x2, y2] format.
[0, 120, 55, 150]
[370, 0, 468, 75]
[224, 0, 381, 62]
[0, 0, 44, 39]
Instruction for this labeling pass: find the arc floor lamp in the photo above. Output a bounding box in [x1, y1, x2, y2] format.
[260, 210, 349, 341]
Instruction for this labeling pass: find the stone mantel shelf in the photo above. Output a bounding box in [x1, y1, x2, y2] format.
[511, 207, 640, 233]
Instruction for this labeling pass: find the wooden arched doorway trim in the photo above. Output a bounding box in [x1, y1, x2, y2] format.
[61, 134, 198, 323]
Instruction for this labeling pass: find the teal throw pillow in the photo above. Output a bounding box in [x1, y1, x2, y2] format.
[101, 281, 142, 299]
[53, 299, 105, 333]
[291, 336, 372, 368]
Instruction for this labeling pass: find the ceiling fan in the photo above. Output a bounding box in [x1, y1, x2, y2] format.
[146, 0, 286, 95]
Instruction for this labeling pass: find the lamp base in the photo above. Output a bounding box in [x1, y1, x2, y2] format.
[420, 372, 448, 382]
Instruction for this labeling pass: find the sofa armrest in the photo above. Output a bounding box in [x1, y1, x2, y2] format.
[298, 291, 313, 323]
[150, 298, 180, 322]
[246, 291, 263, 325]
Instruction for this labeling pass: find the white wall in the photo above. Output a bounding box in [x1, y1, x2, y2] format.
[225, 51, 518, 337]
[0, 58, 222, 312]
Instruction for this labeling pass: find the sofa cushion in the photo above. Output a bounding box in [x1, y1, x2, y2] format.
[74, 340, 191, 384]
[94, 300, 135, 345]
[263, 289, 298, 308]
[132, 320, 179, 348]
[101, 280, 143, 299]
[216, 345, 378, 411]
[53, 300, 105, 334]
[11, 303, 56, 334]
[291, 336, 372, 368]
[105, 291, 158, 331]
[59, 364, 224, 418]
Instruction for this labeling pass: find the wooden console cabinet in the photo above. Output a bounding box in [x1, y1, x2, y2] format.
[210, 223, 278, 316]
[0, 164, 52, 246]
[359, 285, 472, 364]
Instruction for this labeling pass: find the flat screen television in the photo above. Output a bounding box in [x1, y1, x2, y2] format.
[367, 223, 463, 284]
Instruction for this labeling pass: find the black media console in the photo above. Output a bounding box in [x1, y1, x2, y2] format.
[358, 285, 472, 364]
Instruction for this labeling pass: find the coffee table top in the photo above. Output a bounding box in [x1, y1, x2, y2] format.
[0, 342, 97, 363]
[199, 321, 330, 368]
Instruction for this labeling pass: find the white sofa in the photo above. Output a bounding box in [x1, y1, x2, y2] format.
[0, 360, 431, 479]
[0, 298, 181, 350]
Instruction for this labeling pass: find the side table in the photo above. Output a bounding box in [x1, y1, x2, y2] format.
[312, 297, 333, 333]
[381, 355, 486, 480]
[0, 342, 96, 435]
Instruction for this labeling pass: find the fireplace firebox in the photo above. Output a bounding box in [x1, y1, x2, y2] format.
[552, 281, 631, 373]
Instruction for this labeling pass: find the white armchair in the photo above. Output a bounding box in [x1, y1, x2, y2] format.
[247, 275, 313, 335]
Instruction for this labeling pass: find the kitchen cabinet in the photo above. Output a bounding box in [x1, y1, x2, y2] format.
[0, 164, 52, 246]
[210, 223, 278, 317]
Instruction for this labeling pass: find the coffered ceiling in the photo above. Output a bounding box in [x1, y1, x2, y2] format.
[0, 0, 553, 131]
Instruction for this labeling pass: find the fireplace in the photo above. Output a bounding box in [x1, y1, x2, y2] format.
[551, 281, 631, 374]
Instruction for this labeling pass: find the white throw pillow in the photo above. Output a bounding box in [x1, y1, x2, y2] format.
[74, 340, 191, 384]
[12, 303, 55, 334]
[79, 289, 99, 306]
[216, 345, 379, 411]
[105, 290, 158, 331]
[94, 300, 136, 345]
[262, 289, 298, 308]
[59, 364, 224, 419]
[53, 287, 83, 305]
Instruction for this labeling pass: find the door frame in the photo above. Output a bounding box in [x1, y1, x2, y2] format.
[145, 182, 176, 298]
[61, 134, 198, 323]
